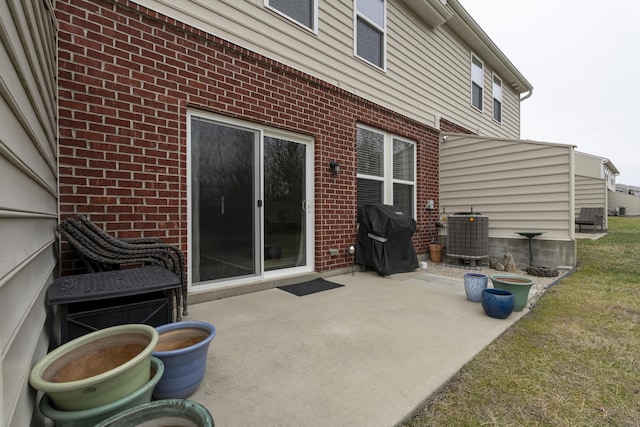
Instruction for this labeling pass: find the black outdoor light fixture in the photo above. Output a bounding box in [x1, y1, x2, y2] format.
[329, 160, 340, 175]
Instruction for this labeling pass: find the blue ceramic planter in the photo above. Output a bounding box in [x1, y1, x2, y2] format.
[152, 321, 216, 399]
[481, 288, 515, 319]
[463, 273, 488, 302]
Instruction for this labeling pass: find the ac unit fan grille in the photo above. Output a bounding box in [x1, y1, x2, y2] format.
[445, 215, 489, 260]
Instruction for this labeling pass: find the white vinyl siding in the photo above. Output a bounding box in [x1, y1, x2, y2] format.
[131, 1, 525, 139]
[265, 0, 317, 33]
[492, 74, 502, 123]
[357, 125, 416, 221]
[0, 0, 58, 425]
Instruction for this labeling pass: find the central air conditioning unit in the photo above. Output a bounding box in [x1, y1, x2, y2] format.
[445, 213, 489, 266]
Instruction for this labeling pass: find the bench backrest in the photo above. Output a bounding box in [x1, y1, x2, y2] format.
[579, 207, 604, 220]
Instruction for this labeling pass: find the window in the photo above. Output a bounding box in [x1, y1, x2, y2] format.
[265, 0, 317, 32]
[356, 125, 415, 222]
[355, 0, 386, 69]
[471, 54, 484, 111]
[492, 74, 502, 123]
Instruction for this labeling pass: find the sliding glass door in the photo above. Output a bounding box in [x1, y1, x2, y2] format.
[263, 137, 307, 271]
[191, 117, 259, 283]
[190, 114, 313, 287]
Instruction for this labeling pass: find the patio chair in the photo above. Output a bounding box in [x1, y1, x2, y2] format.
[57, 215, 188, 319]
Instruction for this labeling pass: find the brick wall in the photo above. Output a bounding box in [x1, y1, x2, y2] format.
[56, 0, 441, 276]
[440, 118, 474, 135]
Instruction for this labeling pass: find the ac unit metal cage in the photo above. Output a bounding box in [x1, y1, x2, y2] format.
[445, 213, 489, 266]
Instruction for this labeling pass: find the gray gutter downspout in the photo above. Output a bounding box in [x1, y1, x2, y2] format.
[520, 89, 533, 102]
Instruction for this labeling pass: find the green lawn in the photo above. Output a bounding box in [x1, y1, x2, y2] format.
[404, 216, 640, 426]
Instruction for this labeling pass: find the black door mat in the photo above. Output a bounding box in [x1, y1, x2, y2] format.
[278, 278, 344, 297]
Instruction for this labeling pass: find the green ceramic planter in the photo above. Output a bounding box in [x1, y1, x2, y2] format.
[94, 399, 214, 427]
[29, 324, 159, 411]
[38, 357, 164, 427]
[490, 275, 536, 311]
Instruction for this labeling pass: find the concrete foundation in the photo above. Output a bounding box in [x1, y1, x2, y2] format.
[488, 237, 576, 269]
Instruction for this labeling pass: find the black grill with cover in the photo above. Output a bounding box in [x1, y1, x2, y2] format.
[355, 204, 419, 276]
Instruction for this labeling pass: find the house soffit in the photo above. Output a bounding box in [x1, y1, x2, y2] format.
[400, 0, 533, 94]
[399, 0, 454, 28]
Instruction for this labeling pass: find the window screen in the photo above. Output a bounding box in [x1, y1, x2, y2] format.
[493, 75, 503, 122]
[355, 0, 385, 68]
[268, 0, 314, 30]
[471, 55, 484, 110]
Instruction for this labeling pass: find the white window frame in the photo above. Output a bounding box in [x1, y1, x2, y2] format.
[354, 0, 387, 70]
[265, 0, 318, 34]
[356, 123, 416, 219]
[471, 53, 484, 111]
[492, 73, 503, 123]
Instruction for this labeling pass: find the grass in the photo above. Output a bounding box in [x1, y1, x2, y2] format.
[404, 216, 640, 427]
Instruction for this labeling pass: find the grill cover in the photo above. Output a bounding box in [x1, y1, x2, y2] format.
[355, 204, 418, 276]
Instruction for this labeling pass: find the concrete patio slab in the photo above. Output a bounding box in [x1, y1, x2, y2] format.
[184, 271, 528, 426]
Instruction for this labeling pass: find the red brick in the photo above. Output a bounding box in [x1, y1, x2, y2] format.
[57, 0, 441, 276]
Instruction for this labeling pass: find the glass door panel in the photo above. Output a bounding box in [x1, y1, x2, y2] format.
[264, 137, 306, 271]
[191, 117, 259, 283]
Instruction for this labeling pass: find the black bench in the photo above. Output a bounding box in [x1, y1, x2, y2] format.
[47, 266, 180, 344]
[575, 207, 604, 233]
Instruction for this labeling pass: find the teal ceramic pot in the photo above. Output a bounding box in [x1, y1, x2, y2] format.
[490, 275, 535, 311]
[29, 324, 159, 411]
[38, 357, 164, 427]
[94, 399, 214, 427]
[481, 288, 515, 319]
[152, 321, 216, 399]
[463, 272, 488, 302]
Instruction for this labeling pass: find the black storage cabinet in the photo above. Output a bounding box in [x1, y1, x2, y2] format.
[47, 266, 180, 344]
[355, 204, 419, 276]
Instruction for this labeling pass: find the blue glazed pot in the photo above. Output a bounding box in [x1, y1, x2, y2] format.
[463, 273, 488, 302]
[481, 288, 515, 319]
[152, 321, 216, 400]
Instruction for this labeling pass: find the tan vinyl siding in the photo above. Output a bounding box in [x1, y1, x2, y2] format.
[131, 0, 522, 137]
[440, 134, 574, 240]
[608, 191, 640, 217]
[0, 0, 57, 425]
[575, 174, 608, 229]
[575, 175, 607, 210]
[574, 151, 604, 179]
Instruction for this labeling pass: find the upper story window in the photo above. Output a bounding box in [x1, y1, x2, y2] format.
[492, 74, 502, 123]
[355, 0, 386, 69]
[471, 54, 484, 111]
[356, 124, 416, 222]
[265, 0, 317, 32]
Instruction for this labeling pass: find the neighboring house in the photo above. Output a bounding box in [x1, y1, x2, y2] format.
[55, 0, 532, 295]
[0, 1, 535, 424]
[575, 151, 619, 192]
[615, 183, 640, 197]
[0, 0, 58, 425]
[574, 151, 620, 230]
[610, 184, 640, 216]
